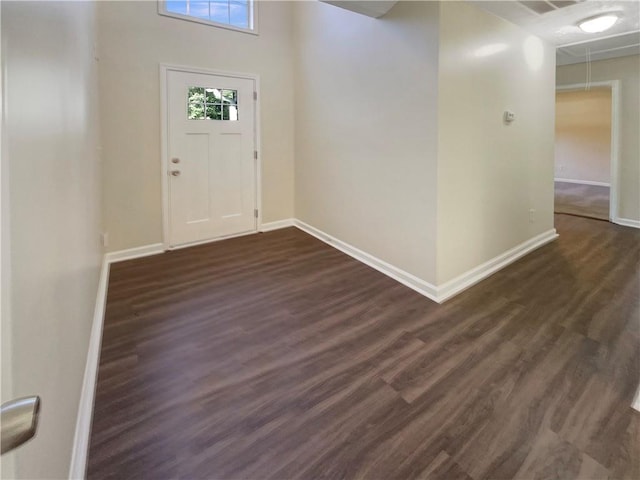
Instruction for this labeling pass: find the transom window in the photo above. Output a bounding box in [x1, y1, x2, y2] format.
[188, 87, 239, 121]
[159, 1, 255, 33]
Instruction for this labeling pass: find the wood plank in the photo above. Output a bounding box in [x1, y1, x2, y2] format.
[88, 215, 640, 480]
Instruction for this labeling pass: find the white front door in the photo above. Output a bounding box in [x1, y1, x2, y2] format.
[166, 69, 257, 247]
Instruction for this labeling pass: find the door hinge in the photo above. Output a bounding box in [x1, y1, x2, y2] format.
[254, 150, 258, 160]
[254, 209, 259, 218]
[253, 91, 257, 101]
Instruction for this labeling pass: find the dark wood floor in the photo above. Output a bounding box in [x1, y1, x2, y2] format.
[88, 214, 640, 480]
[555, 181, 610, 220]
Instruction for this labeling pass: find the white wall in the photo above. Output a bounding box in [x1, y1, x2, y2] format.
[293, 0, 556, 289]
[557, 55, 640, 222]
[1, 1, 102, 478]
[293, 0, 440, 283]
[436, 1, 556, 283]
[555, 88, 612, 184]
[99, 0, 295, 252]
[0, 2, 15, 476]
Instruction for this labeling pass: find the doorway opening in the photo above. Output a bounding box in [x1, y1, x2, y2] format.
[554, 81, 619, 222]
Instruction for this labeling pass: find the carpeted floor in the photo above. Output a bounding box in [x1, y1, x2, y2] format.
[554, 181, 609, 220]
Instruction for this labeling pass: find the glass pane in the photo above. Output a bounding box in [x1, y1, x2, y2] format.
[189, 1, 210, 19]
[187, 87, 202, 119]
[222, 89, 237, 104]
[228, 105, 238, 121]
[206, 104, 222, 120]
[164, 0, 253, 30]
[205, 88, 222, 104]
[166, 0, 188, 15]
[229, 0, 249, 28]
[188, 102, 205, 119]
[187, 87, 205, 119]
[189, 86, 205, 98]
[210, 1, 230, 24]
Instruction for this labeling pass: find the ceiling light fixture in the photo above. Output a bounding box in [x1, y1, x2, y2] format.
[578, 14, 619, 33]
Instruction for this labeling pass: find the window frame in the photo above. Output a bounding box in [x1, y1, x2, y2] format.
[187, 86, 240, 121]
[158, 0, 258, 36]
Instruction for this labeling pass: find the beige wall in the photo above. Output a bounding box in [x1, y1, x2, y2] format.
[293, 0, 557, 287]
[436, 1, 556, 283]
[99, 0, 295, 252]
[293, 0, 440, 283]
[0, 2, 13, 477]
[557, 55, 640, 221]
[2, 1, 103, 478]
[555, 88, 612, 184]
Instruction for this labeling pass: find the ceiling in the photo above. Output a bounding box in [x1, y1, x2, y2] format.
[472, 1, 640, 65]
[321, 1, 639, 66]
[320, 1, 398, 18]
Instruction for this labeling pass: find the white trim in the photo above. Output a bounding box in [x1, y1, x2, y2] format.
[293, 221, 558, 304]
[69, 241, 167, 478]
[554, 178, 610, 187]
[254, 76, 263, 233]
[612, 217, 640, 229]
[160, 64, 170, 252]
[610, 80, 623, 225]
[259, 219, 295, 232]
[293, 220, 440, 302]
[67, 228, 264, 478]
[436, 229, 559, 302]
[159, 64, 262, 250]
[68, 258, 110, 479]
[105, 243, 165, 264]
[633, 387, 640, 412]
[0, 2, 15, 474]
[157, 0, 259, 36]
[556, 81, 620, 223]
[167, 230, 257, 251]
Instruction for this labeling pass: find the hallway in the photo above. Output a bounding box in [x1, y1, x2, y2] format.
[554, 181, 610, 220]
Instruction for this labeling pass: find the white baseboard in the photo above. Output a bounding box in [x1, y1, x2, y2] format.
[168, 230, 258, 251]
[555, 178, 610, 187]
[293, 220, 440, 302]
[105, 243, 164, 263]
[294, 220, 557, 305]
[69, 241, 165, 479]
[68, 257, 110, 479]
[613, 217, 640, 229]
[436, 229, 559, 302]
[260, 218, 295, 232]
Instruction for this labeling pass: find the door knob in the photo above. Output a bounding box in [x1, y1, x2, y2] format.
[170, 170, 181, 177]
[171, 158, 180, 164]
[1, 396, 40, 455]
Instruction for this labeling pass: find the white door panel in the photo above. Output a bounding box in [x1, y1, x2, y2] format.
[167, 70, 256, 246]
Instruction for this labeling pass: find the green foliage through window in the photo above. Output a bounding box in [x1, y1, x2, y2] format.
[188, 87, 238, 121]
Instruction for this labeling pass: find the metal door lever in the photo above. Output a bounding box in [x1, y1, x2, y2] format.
[1, 396, 40, 455]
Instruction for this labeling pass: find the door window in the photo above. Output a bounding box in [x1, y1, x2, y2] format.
[187, 87, 238, 121]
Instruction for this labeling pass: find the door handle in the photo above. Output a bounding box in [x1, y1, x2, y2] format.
[1, 396, 40, 455]
[170, 170, 181, 177]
